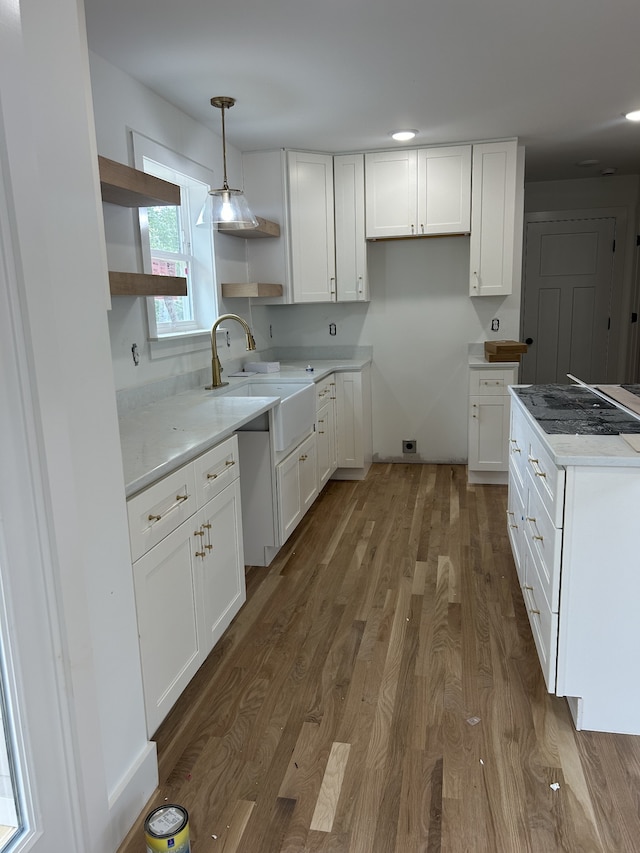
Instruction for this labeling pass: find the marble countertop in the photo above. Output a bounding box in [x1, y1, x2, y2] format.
[119, 358, 370, 497]
[510, 386, 640, 467]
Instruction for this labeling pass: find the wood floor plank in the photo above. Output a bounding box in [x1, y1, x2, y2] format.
[117, 464, 640, 853]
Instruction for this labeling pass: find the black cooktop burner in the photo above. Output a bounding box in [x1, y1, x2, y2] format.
[513, 384, 640, 435]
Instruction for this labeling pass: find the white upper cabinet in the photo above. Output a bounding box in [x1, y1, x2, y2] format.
[288, 151, 336, 303]
[334, 153, 368, 302]
[417, 146, 471, 235]
[469, 140, 519, 296]
[364, 145, 471, 239]
[241, 149, 368, 304]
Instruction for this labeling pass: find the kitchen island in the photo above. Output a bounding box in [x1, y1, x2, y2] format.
[508, 384, 640, 735]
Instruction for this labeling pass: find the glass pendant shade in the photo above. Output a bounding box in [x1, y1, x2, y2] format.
[196, 95, 258, 230]
[197, 187, 258, 229]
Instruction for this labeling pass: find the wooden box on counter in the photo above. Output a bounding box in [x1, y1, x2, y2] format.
[484, 340, 528, 362]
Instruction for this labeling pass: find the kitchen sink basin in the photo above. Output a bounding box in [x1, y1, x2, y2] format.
[223, 381, 316, 452]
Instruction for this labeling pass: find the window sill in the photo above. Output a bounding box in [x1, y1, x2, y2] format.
[148, 329, 211, 360]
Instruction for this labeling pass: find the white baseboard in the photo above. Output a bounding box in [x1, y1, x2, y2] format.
[108, 741, 158, 847]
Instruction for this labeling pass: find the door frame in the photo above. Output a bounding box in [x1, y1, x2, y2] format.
[522, 207, 630, 384]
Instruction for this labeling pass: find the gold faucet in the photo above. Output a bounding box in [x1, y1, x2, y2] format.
[206, 313, 257, 389]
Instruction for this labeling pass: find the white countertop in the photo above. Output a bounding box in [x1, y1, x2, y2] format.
[510, 388, 640, 468]
[119, 358, 370, 497]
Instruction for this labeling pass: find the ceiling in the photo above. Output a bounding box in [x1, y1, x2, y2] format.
[83, 0, 640, 183]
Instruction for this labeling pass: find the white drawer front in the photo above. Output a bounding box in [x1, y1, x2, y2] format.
[524, 474, 562, 612]
[522, 537, 558, 692]
[526, 432, 565, 527]
[508, 405, 528, 489]
[507, 468, 526, 587]
[315, 374, 335, 408]
[127, 466, 197, 562]
[194, 435, 240, 508]
[470, 367, 517, 396]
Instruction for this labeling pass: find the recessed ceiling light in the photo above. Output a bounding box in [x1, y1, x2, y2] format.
[624, 110, 640, 121]
[391, 130, 417, 142]
[576, 159, 600, 167]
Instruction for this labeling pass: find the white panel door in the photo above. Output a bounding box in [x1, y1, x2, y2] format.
[521, 217, 615, 384]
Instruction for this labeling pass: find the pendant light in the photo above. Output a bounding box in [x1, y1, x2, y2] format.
[197, 96, 258, 230]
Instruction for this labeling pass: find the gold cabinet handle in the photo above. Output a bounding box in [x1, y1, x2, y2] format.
[195, 550, 206, 558]
[205, 544, 213, 551]
[148, 513, 161, 522]
[225, 459, 235, 466]
[194, 530, 204, 537]
[526, 516, 536, 523]
[533, 534, 544, 541]
[529, 608, 540, 615]
[202, 523, 211, 529]
[206, 472, 218, 480]
[176, 493, 189, 502]
[524, 585, 533, 591]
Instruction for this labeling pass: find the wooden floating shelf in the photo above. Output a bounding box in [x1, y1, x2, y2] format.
[98, 155, 181, 208]
[217, 217, 280, 239]
[221, 282, 283, 298]
[109, 271, 187, 297]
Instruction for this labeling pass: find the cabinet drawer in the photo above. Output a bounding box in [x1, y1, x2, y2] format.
[508, 401, 528, 488]
[522, 536, 558, 692]
[469, 367, 517, 395]
[526, 432, 565, 527]
[127, 465, 197, 563]
[524, 474, 562, 611]
[507, 468, 525, 586]
[194, 435, 240, 507]
[315, 374, 335, 408]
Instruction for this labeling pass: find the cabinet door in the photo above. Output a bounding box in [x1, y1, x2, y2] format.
[196, 480, 246, 656]
[334, 153, 368, 301]
[133, 520, 201, 734]
[469, 140, 518, 296]
[417, 145, 471, 235]
[335, 371, 364, 468]
[288, 151, 336, 302]
[365, 150, 417, 239]
[316, 398, 337, 488]
[468, 394, 510, 470]
[277, 448, 303, 544]
[299, 433, 318, 513]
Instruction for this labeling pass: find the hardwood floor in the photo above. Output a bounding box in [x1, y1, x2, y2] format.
[118, 464, 640, 852]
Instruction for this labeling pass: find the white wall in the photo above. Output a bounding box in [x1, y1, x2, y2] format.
[89, 53, 267, 390]
[1, 2, 156, 850]
[268, 237, 522, 462]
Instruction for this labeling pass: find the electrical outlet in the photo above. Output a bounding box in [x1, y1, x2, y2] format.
[402, 440, 417, 454]
[491, 318, 500, 332]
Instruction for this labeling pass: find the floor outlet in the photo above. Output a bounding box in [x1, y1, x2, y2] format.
[403, 440, 417, 454]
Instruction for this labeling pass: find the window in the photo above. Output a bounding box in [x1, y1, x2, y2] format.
[133, 133, 218, 349]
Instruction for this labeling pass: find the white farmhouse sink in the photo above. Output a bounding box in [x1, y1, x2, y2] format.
[224, 381, 316, 452]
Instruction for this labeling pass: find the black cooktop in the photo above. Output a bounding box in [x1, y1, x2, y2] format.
[513, 384, 640, 435]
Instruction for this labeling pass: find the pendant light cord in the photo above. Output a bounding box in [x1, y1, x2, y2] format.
[220, 104, 229, 191]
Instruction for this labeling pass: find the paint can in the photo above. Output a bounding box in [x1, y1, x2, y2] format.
[144, 804, 190, 853]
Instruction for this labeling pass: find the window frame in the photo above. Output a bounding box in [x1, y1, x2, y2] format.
[132, 133, 218, 356]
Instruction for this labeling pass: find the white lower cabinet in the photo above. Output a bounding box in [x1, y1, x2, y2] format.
[468, 364, 518, 484]
[127, 435, 245, 734]
[277, 431, 318, 544]
[333, 365, 372, 480]
[507, 393, 640, 735]
[316, 374, 337, 488]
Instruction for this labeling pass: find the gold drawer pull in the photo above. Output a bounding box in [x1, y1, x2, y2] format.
[205, 544, 213, 551]
[533, 534, 544, 541]
[195, 550, 206, 558]
[299, 454, 308, 461]
[194, 530, 204, 537]
[529, 608, 540, 616]
[526, 516, 536, 523]
[225, 459, 235, 466]
[202, 523, 211, 529]
[148, 513, 162, 522]
[207, 472, 218, 480]
[176, 493, 189, 502]
[524, 585, 533, 591]
[509, 524, 518, 529]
